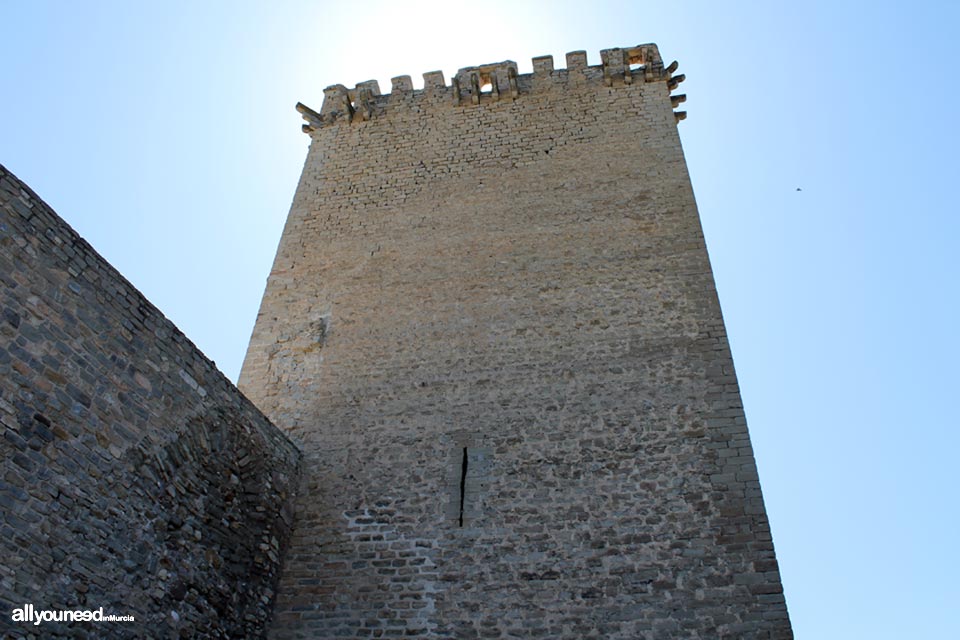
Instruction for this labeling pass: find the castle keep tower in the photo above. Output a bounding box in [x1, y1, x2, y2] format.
[240, 44, 792, 638]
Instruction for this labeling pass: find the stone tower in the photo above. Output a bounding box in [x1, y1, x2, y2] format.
[240, 44, 792, 638]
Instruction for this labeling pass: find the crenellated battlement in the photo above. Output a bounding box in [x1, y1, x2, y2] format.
[296, 43, 687, 132]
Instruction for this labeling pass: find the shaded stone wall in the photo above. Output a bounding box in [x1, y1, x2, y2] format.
[0, 165, 301, 639]
[241, 44, 792, 638]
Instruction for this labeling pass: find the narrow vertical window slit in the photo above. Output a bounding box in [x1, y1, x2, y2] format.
[458, 447, 469, 527]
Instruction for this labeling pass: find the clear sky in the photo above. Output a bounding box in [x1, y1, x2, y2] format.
[2, 1, 958, 637]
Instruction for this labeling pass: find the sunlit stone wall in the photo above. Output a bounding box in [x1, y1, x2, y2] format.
[241, 44, 792, 639]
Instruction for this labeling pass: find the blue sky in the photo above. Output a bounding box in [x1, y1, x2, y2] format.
[2, 1, 958, 637]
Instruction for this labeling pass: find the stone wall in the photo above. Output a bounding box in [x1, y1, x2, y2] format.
[0, 165, 301, 639]
[241, 44, 792, 638]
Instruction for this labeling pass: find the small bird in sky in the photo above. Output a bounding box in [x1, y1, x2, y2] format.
[796, 187, 802, 191]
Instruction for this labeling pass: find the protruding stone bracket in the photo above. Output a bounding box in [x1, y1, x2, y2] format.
[670, 77, 688, 123]
[296, 102, 323, 133]
[454, 61, 519, 106]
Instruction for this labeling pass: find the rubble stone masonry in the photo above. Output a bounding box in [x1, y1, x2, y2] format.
[0, 165, 301, 639]
[240, 44, 792, 638]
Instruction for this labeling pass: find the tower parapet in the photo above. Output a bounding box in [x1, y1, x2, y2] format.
[297, 43, 687, 132]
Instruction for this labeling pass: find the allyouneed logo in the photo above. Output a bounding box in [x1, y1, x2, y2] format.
[11, 604, 134, 625]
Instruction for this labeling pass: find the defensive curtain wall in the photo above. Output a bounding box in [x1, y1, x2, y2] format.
[0, 165, 301, 639]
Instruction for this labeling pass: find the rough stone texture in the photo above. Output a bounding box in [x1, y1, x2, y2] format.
[0, 165, 301, 639]
[240, 44, 792, 638]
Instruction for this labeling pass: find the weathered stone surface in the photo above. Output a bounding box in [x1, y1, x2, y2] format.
[0, 165, 301, 639]
[241, 44, 792, 638]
